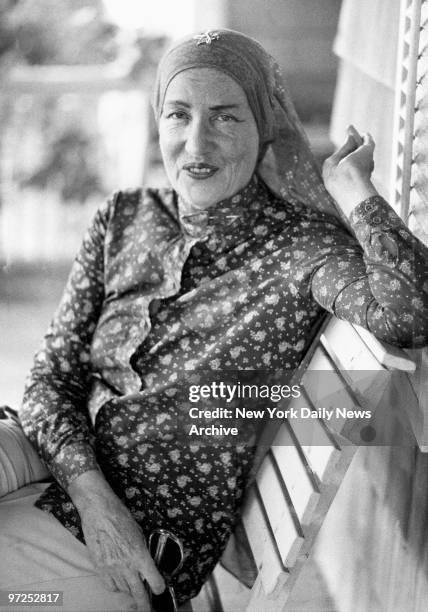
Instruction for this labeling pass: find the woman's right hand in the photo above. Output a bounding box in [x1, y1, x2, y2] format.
[68, 470, 165, 611]
[322, 125, 378, 217]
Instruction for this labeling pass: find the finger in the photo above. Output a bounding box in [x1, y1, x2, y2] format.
[362, 132, 375, 149]
[123, 572, 151, 610]
[113, 574, 133, 596]
[99, 573, 119, 593]
[347, 124, 363, 147]
[327, 134, 358, 166]
[138, 555, 166, 595]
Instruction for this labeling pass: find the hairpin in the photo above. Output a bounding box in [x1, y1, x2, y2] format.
[194, 31, 221, 46]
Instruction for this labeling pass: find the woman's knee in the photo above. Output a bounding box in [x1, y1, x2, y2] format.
[0, 406, 50, 497]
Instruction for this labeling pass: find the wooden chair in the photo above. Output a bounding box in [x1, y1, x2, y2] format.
[191, 315, 418, 612]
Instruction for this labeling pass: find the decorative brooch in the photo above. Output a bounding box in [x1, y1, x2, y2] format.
[194, 30, 221, 46]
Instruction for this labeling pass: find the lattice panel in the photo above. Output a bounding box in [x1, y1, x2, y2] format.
[392, 0, 428, 245]
[409, 0, 428, 242]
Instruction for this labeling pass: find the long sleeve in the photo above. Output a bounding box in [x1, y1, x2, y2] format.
[20, 194, 117, 490]
[308, 195, 428, 347]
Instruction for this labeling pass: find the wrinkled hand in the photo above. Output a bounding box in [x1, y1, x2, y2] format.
[68, 470, 165, 611]
[322, 125, 378, 216]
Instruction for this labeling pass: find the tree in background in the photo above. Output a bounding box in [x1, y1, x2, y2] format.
[0, 0, 167, 205]
[0, 0, 119, 66]
[21, 127, 103, 203]
[0, 0, 119, 204]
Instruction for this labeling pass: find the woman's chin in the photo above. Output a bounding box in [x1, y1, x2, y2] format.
[177, 181, 224, 211]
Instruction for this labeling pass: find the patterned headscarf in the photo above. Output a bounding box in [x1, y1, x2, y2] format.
[153, 28, 342, 220]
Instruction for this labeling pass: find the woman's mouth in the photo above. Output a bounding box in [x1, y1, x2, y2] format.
[182, 163, 219, 180]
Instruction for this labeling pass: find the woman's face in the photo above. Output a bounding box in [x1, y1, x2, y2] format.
[159, 68, 259, 211]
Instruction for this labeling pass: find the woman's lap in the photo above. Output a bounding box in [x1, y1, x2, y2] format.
[0, 483, 139, 611]
[0, 410, 193, 611]
[0, 410, 139, 611]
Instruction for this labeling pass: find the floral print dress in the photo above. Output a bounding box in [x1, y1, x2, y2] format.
[20, 175, 428, 603]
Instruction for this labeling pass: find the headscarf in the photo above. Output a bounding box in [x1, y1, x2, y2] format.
[152, 28, 343, 221]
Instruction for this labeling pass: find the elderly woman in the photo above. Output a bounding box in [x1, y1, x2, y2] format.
[1, 28, 427, 612]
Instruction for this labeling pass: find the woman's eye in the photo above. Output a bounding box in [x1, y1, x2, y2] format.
[166, 111, 188, 120]
[216, 114, 237, 123]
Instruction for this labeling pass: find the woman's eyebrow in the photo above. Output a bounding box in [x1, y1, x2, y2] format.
[209, 104, 241, 111]
[164, 100, 191, 107]
[163, 101, 241, 111]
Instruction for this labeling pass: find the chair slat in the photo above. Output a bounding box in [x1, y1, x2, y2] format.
[352, 323, 416, 372]
[286, 394, 340, 481]
[303, 347, 359, 435]
[321, 317, 385, 371]
[319, 320, 392, 412]
[271, 424, 320, 525]
[256, 454, 304, 568]
[241, 486, 287, 594]
[212, 564, 251, 612]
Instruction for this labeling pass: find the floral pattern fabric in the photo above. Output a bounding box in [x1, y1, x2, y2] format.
[20, 175, 428, 603]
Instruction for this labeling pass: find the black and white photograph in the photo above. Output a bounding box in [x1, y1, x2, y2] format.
[0, 1, 427, 611]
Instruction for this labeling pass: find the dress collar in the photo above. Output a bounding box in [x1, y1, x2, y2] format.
[178, 174, 260, 239]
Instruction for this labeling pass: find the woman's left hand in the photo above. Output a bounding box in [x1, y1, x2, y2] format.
[322, 125, 378, 217]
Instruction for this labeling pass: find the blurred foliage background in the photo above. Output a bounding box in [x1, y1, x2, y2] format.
[0, 0, 118, 65]
[1, 0, 117, 204]
[0, 0, 167, 217]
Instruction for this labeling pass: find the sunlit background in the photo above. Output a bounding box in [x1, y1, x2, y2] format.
[0, 0, 342, 405]
[103, 0, 198, 35]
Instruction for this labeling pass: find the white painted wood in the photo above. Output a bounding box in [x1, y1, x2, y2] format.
[286, 394, 340, 482]
[241, 487, 287, 594]
[212, 564, 251, 612]
[244, 443, 358, 612]
[271, 425, 320, 525]
[191, 583, 217, 612]
[297, 437, 340, 484]
[320, 317, 384, 372]
[352, 324, 416, 372]
[256, 455, 304, 568]
[306, 345, 334, 371]
[390, 0, 423, 216]
[320, 318, 394, 409]
[302, 347, 358, 435]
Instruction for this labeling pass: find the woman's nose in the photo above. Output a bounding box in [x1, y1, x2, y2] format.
[184, 118, 214, 157]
